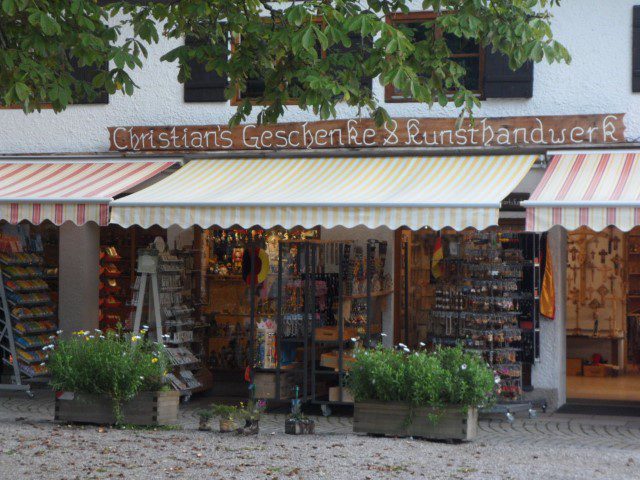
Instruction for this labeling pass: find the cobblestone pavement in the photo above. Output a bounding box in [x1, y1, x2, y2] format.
[2, 390, 640, 450]
[2, 391, 640, 479]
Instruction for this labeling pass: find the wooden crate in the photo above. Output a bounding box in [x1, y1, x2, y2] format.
[253, 372, 301, 400]
[567, 358, 583, 376]
[320, 352, 355, 370]
[328, 386, 354, 403]
[353, 401, 478, 441]
[583, 364, 619, 377]
[55, 391, 180, 426]
[315, 326, 358, 342]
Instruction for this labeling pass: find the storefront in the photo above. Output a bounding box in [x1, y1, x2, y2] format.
[0, 113, 637, 411]
[524, 150, 640, 405]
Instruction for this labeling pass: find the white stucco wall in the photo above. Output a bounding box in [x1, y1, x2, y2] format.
[0, 0, 638, 153]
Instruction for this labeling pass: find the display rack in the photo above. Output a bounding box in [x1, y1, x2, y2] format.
[428, 231, 536, 403]
[131, 246, 202, 398]
[254, 239, 390, 405]
[0, 249, 57, 394]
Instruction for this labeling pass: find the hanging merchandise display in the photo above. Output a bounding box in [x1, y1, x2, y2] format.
[398, 228, 540, 402]
[0, 229, 58, 393]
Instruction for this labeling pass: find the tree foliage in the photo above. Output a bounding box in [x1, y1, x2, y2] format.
[1, 0, 570, 124]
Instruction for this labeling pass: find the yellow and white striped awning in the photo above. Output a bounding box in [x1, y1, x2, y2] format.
[111, 155, 536, 230]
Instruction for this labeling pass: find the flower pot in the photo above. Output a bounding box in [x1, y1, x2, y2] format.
[54, 391, 180, 426]
[353, 401, 478, 441]
[285, 418, 315, 435]
[219, 418, 237, 433]
[198, 417, 212, 431]
[240, 418, 259, 435]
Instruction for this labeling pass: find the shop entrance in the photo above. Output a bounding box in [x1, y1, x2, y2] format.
[565, 227, 640, 403]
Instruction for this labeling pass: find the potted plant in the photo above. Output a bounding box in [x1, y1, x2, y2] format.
[48, 329, 178, 426]
[349, 345, 496, 441]
[284, 386, 315, 435]
[238, 398, 266, 435]
[198, 409, 214, 431]
[210, 404, 240, 433]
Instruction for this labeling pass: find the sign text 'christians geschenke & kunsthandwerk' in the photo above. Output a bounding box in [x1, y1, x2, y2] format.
[109, 114, 625, 152]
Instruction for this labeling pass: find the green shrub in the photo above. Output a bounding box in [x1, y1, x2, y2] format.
[347, 345, 496, 412]
[47, 329, 169, 422]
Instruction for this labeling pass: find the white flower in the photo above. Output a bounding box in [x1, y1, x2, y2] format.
[494, 376, 501, 384]
[371, 378, 376, 385]
[56, 330, 63, 335]
[403, 347, 410, 353]
[139, 376, 144, 380]
[89, 335, 95, 339]
[142, 325, 149, 330]
[460, 364, 467, 371]
[40, 362, 46, 366]
[100, 335, 105, 339]
[83, 331, 90, 336]
[94, 329, 102, 334]
[350, 337, 358, 343]
[48, 335, 55, 340]
[398, 343, 406, 348]
[380, 333, 387, 337]
[419, 342, 426, 347]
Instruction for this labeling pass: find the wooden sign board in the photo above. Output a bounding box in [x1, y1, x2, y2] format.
[109, 114, 625, 152]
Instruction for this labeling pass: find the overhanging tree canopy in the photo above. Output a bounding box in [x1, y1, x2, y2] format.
[0, 0, 569, 124]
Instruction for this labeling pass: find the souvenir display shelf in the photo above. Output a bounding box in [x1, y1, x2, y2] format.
[0, 241, 58, 388]
[256, 238, 391, 405]
[428, 231, 534, 402]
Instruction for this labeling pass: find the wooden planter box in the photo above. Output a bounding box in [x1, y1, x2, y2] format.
[353, 401, 478, 441]
[55, 391, 180, 426]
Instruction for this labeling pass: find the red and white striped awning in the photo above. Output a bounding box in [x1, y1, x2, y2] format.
[0, 159, 178, 226]
[524, 151, 640, 232]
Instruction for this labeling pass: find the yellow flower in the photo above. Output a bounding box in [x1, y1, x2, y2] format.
[151, 357, 158, 364]
[131, 335, 140, 343]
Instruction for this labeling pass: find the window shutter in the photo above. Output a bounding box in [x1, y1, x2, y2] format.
[633, 6, 640, 92]
[184, 37, 229, 103]
[483, 47, 534, 98]
[71, 60, 109, 105]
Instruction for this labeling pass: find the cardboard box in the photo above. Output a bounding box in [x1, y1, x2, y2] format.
[567, 358, 583, 376]
[328, 386, 354, 403]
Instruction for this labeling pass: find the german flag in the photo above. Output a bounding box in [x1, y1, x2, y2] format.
[432, 236, 444, 279]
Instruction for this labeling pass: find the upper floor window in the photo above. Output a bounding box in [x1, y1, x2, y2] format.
[385, 12, 484, 103]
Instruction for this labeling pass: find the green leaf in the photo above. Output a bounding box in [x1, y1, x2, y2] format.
[2, 0, 15, 15]
[14, 82, 30, 101]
